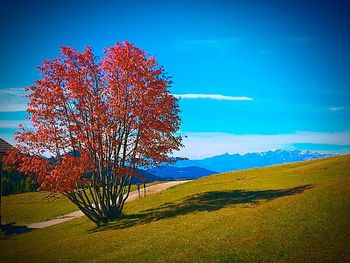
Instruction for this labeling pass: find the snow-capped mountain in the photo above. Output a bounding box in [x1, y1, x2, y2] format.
[145, 150, 333, 180]
[172, 149, 334, 173]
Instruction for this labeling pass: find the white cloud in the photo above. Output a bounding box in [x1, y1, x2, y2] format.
[176, 131, 350, 159]
[0, 120, 32, 129]
[288, 36, 310, 44]
[0, 120, 21, 129]
[0, 103, 27, 112]
[0, 87, 25, 96]
[173, 94, 253, 101]
[0, 87, 27, 112]
[330, 106, 344, 112]
[177, 37, 244, 49]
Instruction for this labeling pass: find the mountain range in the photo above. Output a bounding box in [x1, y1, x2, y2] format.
[145, 149, 333, 180]
[148, 166, 217, 181]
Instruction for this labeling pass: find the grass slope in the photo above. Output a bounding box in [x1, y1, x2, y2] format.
[2, 182, 162, 226]
[1, 155, 350, 262]
[2, 192, 76, 226]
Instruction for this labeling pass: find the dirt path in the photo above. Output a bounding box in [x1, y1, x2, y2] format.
[27, 180, 190, 229]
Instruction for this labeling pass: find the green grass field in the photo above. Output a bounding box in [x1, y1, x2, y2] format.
[2, 191, 76, 226]
[1, 182, 161, 226]
[1, 155, 350, 262]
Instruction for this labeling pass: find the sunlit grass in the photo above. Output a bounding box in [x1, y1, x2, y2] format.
[1, 181, 162, 225]
[1, 155, 349, 262]
[2, 191, 76, 225]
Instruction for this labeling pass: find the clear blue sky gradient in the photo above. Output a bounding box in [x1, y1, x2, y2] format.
[0, 0, 349, 157]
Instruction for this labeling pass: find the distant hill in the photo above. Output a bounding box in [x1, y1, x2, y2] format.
[62, 149, 335, 182]
[132, 169, 166, 184]
[148, 166, 217, 180]
[173, 149, 333, 173]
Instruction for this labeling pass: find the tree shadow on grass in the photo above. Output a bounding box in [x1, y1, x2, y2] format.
[0, 224, 34, 238]
[91, 184, 312, 233]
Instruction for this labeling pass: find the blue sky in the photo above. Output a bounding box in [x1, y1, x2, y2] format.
[1, 0, 350, 158]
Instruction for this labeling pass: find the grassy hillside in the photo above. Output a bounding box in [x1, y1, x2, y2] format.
[1, 155, 350, 262]
[2, 192, 76, 226]
[1, 182, 162, 225]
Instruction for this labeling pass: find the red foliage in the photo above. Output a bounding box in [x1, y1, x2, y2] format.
[4, 41, 182, 193]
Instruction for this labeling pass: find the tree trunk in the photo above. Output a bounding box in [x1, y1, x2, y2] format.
[64, 175, 132, 226]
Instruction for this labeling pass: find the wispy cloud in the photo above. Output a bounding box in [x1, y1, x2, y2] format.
[0, 87, 27, 112]
[330, 106, 344, 112]
[0, 103, 27, 112]
[176, 131, 350, 159]
[0, 120, 31, 129]
[173, 94, 253, 101]
[287, 36, 310, 44]
[0, 120, 21, 129]
[177, 37, 244, 49]
[0, 87, 25, 96]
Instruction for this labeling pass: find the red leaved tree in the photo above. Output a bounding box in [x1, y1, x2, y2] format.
[4, 41, 182, 225]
